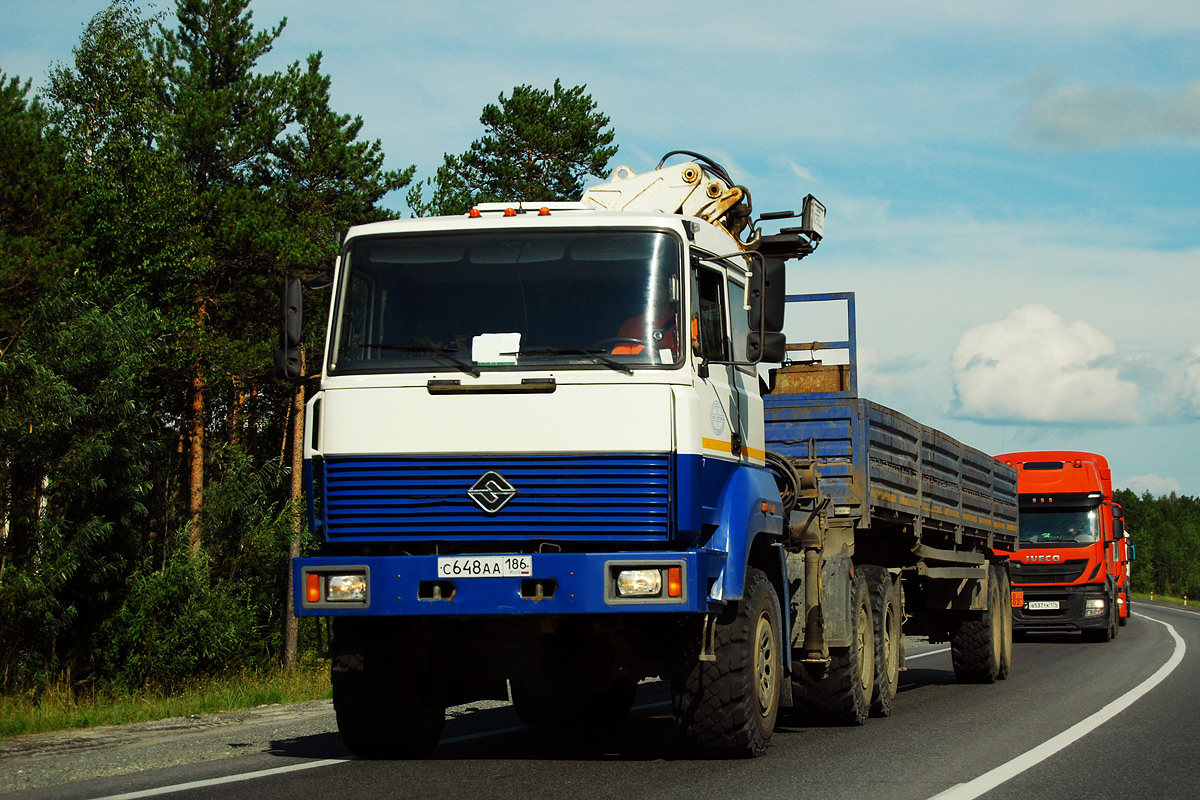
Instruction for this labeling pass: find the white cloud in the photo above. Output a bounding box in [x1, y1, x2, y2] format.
[1014, 70, 1200, 150]
[1181, 345, 1200, 417]
[950, 305, 1139, 423]
[1123, 473, 1183, 497]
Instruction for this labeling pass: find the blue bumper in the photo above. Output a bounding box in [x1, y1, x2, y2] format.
[295, 549, 729, 617]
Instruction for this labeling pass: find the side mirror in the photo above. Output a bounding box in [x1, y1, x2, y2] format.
[748, 332, 787, 363]
[748, 258, 786, 332]
[274, 275, 304, 381]
[747, 257, 786, 363]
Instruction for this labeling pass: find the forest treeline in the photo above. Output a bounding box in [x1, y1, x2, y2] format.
[1115, 490, 1200, 599]
[0, 0, 615, 697]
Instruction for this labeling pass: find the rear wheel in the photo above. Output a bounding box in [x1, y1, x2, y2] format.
[861, 566, 901, 717]
[795, 570, 874, 725]
[996, 566, 1013, 680]
[673, 566, 782, 757]
[951, 563, 1003, 683]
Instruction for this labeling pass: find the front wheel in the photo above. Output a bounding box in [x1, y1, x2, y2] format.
[331, 621, 444, 758]
[673, 566, 782, 757]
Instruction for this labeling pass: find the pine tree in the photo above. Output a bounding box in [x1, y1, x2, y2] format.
[409, 80, 617, 216]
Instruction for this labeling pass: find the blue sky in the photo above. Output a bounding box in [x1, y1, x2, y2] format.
[4, 1, 1199, 495]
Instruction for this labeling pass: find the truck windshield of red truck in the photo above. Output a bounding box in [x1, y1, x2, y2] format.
[1018, 507, 1100, 546]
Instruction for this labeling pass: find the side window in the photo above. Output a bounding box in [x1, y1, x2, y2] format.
[728, 278, 749, 363]
[693, 266, 729, 361]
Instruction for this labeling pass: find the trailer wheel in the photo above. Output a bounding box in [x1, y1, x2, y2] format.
[331, 622, 444, 758]
[672, 566, 782, 757]
[950, 563, 1003, 684]
[861, 566, 900, 717]
[795, 570, 874, 725]
[996, 567, 1013, 680]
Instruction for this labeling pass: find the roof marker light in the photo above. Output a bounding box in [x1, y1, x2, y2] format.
[468, 208, 482, 218]
[539, 207, 551, 216]
[504, 208, 517, 217]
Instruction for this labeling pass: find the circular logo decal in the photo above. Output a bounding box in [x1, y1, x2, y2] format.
[709, 401, 726, 435]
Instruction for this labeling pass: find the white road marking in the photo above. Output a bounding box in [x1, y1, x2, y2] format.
[87, 700, 674, 797]
[89, 758, 352, 800]
[905, 646, 950, 661]
[929, 612, 1185, 800]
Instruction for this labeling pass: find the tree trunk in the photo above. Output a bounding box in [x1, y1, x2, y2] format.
[187, 364, 205, 558]
[283, 373, 306, 670]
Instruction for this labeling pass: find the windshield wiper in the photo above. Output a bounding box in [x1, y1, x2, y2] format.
[520, 347, 634, 376]
[363, 344, 480, 377]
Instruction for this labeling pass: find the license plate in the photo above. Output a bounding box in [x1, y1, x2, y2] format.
[1027, 600, 1060, 610]
[437, 555, 532, 578]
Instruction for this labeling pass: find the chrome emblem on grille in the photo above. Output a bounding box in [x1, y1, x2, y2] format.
[467, 470, 518, 513]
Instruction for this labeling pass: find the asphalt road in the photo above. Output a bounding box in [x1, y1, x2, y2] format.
[2, 602, 1197, 800]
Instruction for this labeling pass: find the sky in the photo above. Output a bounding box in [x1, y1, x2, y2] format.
[3, 0, 1198, 495]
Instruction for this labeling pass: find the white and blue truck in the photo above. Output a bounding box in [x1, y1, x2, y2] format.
[277, 152, 1020, 758]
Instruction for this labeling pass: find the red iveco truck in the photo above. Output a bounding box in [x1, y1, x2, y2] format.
[999, 451, 1129, 641]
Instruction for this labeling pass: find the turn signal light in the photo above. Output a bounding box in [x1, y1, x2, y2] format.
[306, 573, 321, 603]
[667, 567, 682, 598]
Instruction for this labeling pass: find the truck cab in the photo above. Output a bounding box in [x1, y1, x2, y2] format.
[1000, 451, 1125, 641]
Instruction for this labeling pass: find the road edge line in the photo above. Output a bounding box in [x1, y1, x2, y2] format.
[928, 612, 1185, 800]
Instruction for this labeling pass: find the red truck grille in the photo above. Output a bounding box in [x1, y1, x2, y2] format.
[1009, 558, 1089, 585]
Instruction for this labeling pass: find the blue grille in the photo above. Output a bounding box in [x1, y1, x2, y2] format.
[321, 454, 672, 542]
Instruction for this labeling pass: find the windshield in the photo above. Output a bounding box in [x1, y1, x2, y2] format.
[329, 229, 682, 375]
[1018, 508, 1100, 546]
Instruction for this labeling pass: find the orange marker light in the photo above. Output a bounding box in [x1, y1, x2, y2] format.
[306, 573, 322, 603]
[667, 567, 682, 598]
[468, 208, 482, 218]
[538, 207, 551, 216]
[503, 207, 517, 217]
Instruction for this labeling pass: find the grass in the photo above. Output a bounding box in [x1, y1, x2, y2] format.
[1132, 592, 1198, 608]
[0, 660, 331, 742]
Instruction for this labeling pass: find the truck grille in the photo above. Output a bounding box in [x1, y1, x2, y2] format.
[1009, 559, 1089, 585]
[320, 454, 671, 541]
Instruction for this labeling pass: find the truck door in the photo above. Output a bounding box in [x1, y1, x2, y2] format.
[691, 260, 752, 467]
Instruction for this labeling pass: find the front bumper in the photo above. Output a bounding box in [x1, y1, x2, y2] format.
[1012, 585, 1110, 631]
[294, 549, 728, 617]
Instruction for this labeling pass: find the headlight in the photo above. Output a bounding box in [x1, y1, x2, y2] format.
[616, 569, 663, 597]
[1084, 597, 1106, 617]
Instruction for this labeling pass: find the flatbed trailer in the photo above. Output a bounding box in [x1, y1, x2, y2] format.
[763, 293, 1018, 712]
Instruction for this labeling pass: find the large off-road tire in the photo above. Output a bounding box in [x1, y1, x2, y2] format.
[996, 566, 1013, 680]
[951, 563, 1004, 684]
[861, 566, 901, 717]
[512, 677, 637, 728]
[795, 570, 875, 725]
[331, 622, 444, 758]
[672, 566, 782, 757]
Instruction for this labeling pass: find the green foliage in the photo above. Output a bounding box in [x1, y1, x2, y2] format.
[97, 548, 257, 690]
[0, 283, 161, 691]
[1115, 489, 1200, 598]
[408, 79, 617, 216]
[1, 0, 413, 698]
[0, 73, 76, 356]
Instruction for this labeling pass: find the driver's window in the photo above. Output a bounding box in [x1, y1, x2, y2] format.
[693, 266, 729, 361]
